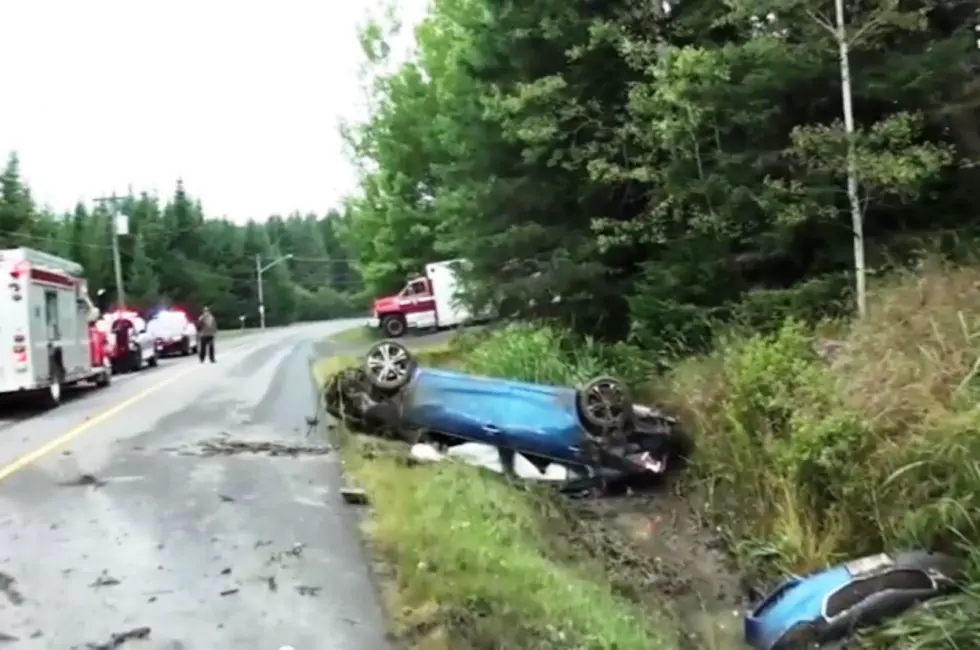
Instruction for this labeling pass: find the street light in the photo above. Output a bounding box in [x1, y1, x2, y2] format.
[255, 253, 293, 329]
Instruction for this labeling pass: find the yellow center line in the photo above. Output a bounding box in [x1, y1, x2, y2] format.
[0, 335, 265, 484]
[0, 366, 197, 483]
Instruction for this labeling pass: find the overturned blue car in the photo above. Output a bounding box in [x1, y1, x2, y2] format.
[323, 340, 691, 491]
[745, 551, 964, 649]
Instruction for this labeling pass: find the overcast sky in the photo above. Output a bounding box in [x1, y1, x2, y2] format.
[0, 0, 426, 223]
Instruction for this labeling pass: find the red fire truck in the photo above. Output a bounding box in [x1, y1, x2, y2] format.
[0, 247, 112, 408]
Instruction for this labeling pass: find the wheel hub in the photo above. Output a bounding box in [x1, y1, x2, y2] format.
[368, 343, 409, 384]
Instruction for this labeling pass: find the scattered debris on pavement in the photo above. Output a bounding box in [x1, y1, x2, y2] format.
[0, 571, 24, 605]
[218, 494, 235, 502]
[341, 487, 369, 505]
[0, 632, 17, 643]
[305, 415, 318, 436]
[296, 585, 321, 597]
[192, 439, 332, 457]
[83, 626, 150, 649]
[89, 571, 121, 588]
[220, 588, 239, 597]
[59, 474, 107, 488]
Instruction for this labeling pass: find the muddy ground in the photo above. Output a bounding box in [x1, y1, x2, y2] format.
[562, 481, 751, 649]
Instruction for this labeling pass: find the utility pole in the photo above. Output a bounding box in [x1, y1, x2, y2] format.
[92, 193, 128, 309]
[255, 253, 293, 329]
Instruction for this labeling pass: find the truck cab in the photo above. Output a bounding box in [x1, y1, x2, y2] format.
[369, 259, 474, 338]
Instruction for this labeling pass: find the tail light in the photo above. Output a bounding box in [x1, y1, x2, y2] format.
[12, 331, 27, 371]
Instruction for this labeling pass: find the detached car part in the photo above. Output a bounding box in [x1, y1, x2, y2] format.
[324, 339, 691, 490]
[744, 551, 964, 649]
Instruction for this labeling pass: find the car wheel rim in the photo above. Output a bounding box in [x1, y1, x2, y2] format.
[367, 343, 410, 385]
[584, 380, 626, 424]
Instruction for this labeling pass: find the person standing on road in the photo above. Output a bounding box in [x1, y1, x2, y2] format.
[197, 306, 218, 363]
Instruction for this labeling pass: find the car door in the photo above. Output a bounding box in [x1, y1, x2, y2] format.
[404, 368, 514, 442]
[484, 380, 584, 462]
[400, 279, 437, 329]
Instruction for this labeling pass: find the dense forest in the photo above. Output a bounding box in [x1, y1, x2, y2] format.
[342, 0, 980, 350]
[0, 152, 365, 326]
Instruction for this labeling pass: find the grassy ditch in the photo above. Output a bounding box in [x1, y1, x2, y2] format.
[314, 344, 683, 650]
[327, 325, 378, 345]
[315, 261, 980, 649]
[662, 262, 980, 648]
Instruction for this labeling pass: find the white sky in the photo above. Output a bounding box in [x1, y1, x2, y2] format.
[0, 0, 426, 223]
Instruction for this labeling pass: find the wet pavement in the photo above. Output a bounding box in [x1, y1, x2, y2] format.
[0, 319, 391, 649]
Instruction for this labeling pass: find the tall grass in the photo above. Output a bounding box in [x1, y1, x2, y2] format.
[665, 262, 980, 648]
[463, 264, 980, 648]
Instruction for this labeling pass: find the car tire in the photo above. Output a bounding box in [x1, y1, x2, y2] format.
[364, 340, 416, 391]
[148, 353, 158, 368]
[94, 358, 112, 387]
[382, 315, 407, 338]
[181, 337, 190, 356]
[38, 363, 64, 409]
[577, 376, 631, 432]
[130, 346, 143, 372]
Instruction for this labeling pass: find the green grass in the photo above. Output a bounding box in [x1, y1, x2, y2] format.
[315, 341, 678, 650]
[326, 325, 379, 345]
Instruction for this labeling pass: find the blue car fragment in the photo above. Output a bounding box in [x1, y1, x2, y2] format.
[744, 550, 964, 649]
[322, 339, 691, 491]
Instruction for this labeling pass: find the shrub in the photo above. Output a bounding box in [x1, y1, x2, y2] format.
[461, 323, 652, 389]
[667, 262, 980, 647]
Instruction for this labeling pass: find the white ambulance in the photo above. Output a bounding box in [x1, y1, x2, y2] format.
[368, 259, 477, 337]
[0, 247, 113, 407]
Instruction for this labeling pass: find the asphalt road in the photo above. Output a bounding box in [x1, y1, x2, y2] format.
[0, 319, 392, 650]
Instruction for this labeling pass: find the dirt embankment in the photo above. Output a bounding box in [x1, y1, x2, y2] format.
[558, 482, 750, 650]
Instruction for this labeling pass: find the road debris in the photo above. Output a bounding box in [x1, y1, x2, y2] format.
[220, 588, 239, 597]
[296, 585, 321, 597]
[193, 439, 332, 457]
[265, 575, 278, 591]
[89, 571, 121, 588]
[305, 415, 318, 436]
[341, 487, 369, 505]
[60, 474, 107, 488]
[83, 626, 150, 649]
[0, 571, 24, 605]
[0, 632, 17, 643]
[218, 494, 236, 502]
[220, 567, 231, 575]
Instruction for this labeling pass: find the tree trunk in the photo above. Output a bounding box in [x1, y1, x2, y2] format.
[835, 0, 867, 318]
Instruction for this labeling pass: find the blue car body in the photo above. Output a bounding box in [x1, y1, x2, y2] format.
[401, 367, 593, 466]
[744, 551, 962, 649]
[324, 341, 684, 483]
[745, 568, 853, 649]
